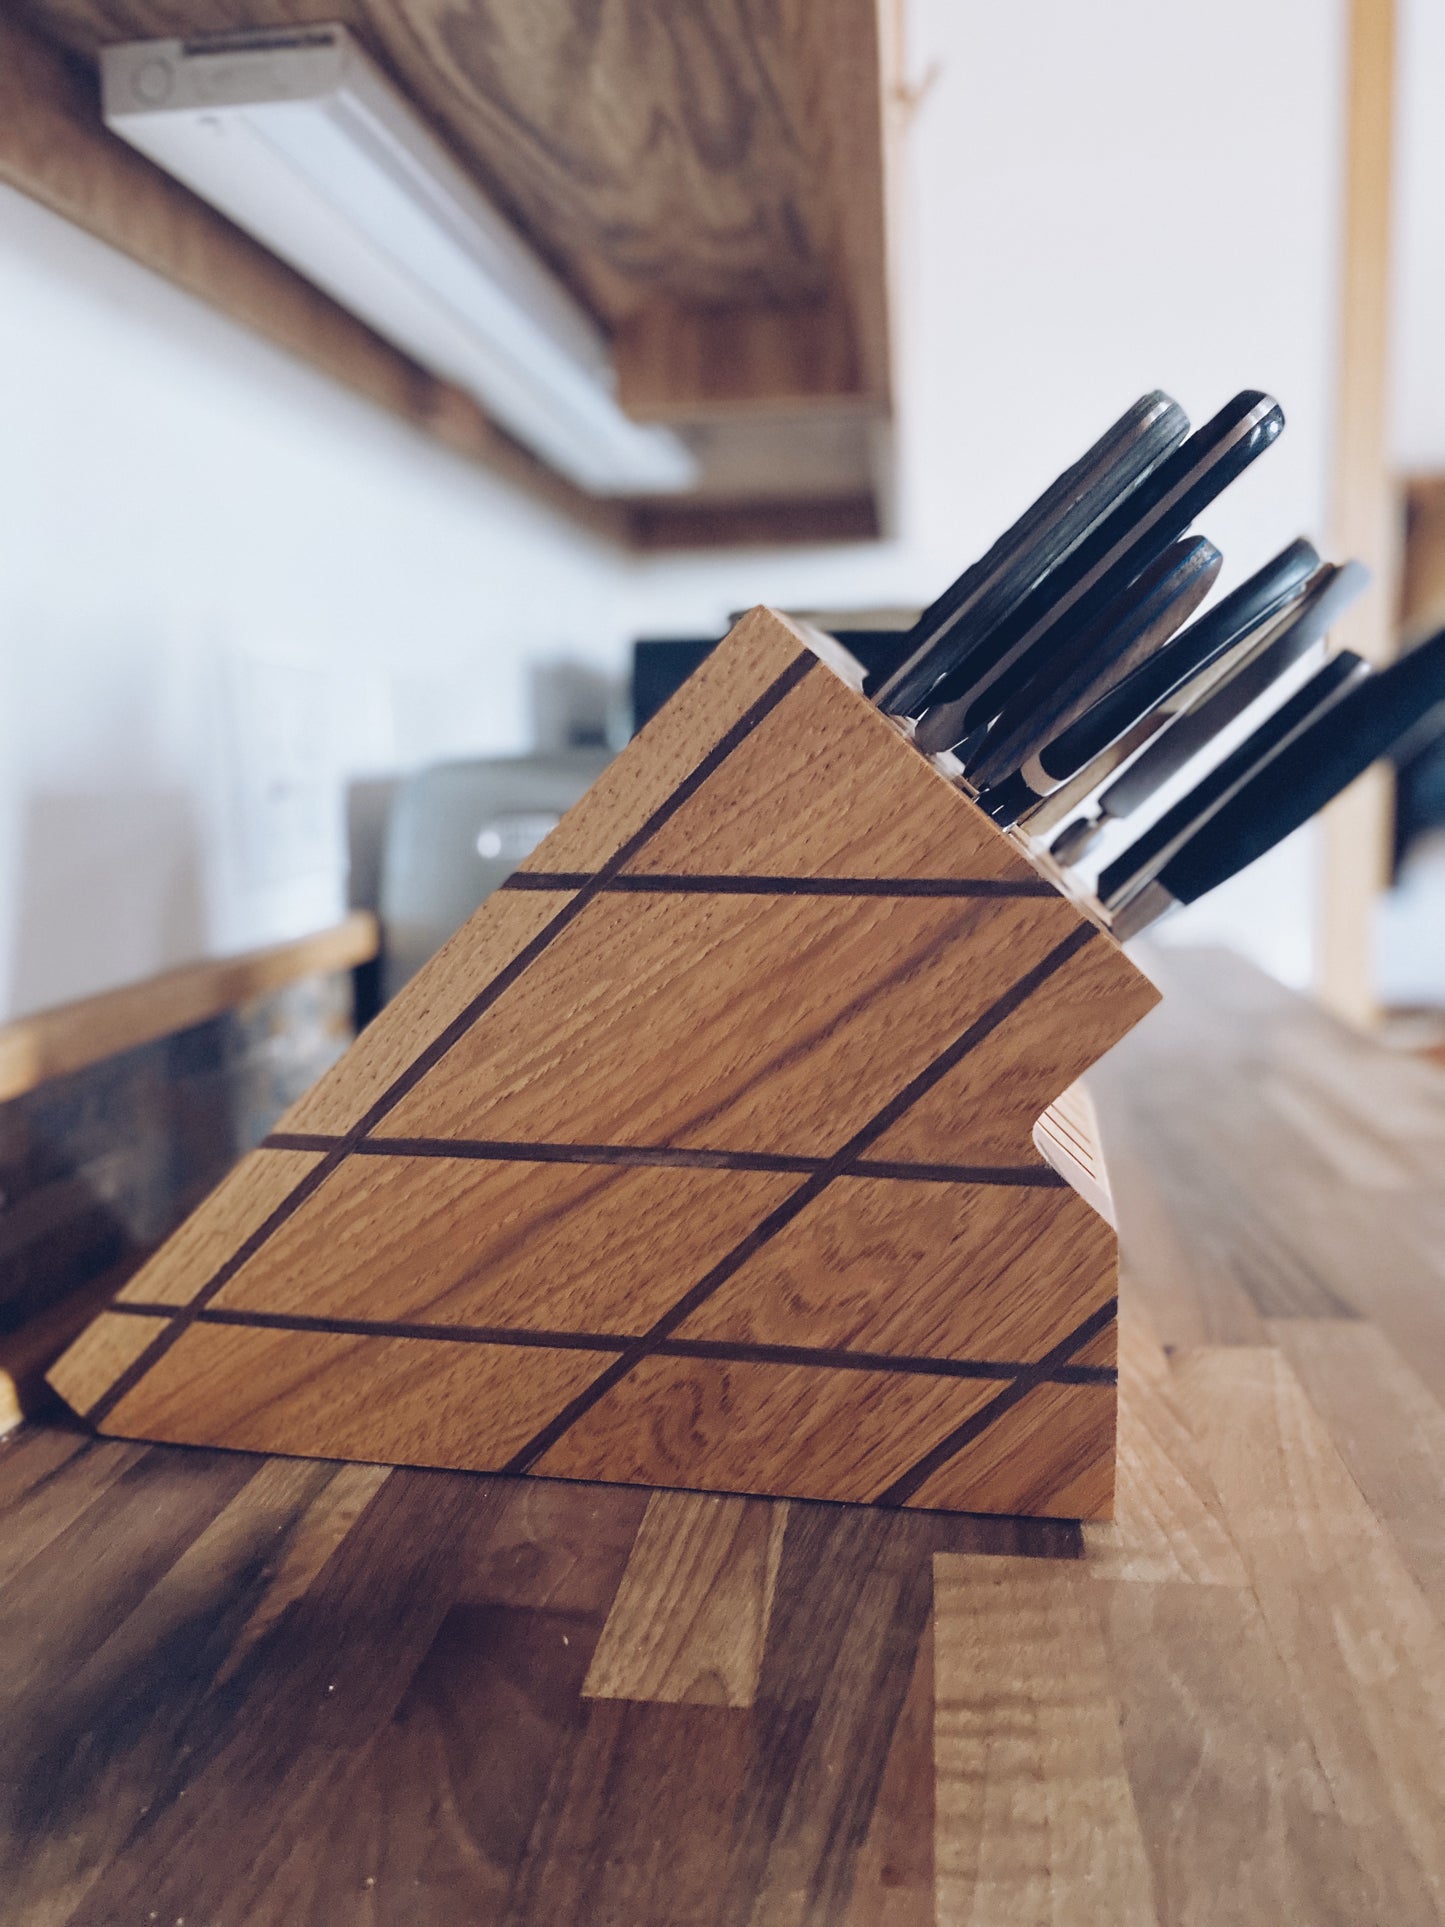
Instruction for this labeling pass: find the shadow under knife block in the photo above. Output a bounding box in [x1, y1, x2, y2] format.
[50, 608, 1159, 1519]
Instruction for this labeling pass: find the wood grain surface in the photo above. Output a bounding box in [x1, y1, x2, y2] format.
[51, 609, 1155, 1520]
[4, 948, 1445, 1919]
[19, 0, 876, 327]
[14, 0, 895, 524]
[0, 913, 376, 1103]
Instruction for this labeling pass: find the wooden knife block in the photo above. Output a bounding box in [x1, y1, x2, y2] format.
[50, 608, 1159, 1519]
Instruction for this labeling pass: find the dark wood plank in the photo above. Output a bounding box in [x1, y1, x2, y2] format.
[713, 1505, 1077, 1926]
[0, 1431, 145, 1592]
[505, 1701, 752, 1926]
[59, 1465, 641, 1927]
[0, 1444, 274, 1917]
[247, 1602, 615, 1925]
[841, 1615, 934, 1927]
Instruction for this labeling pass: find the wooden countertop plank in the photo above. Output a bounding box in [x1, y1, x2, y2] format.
[1171, 1345, 1445, 1920]
[583, 1490, 787, 1708]
[13, 1457, 339, 1918]
[1080, 1313, 1249, 1587]
[1268, 1316, 1445, 1622]
[503, 1701, 754, 1927]
[2, 947, 1443, 1918]
[842, 1616, 936, 1927]
[932, 1554, 1160, 1926]
[1099, 1577, 1388, 1926]
[334, 1599, 633, 1924]
[0, 1431, 144, 1595]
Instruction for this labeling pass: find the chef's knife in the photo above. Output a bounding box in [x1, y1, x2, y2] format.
[1097, 651, 1371, 916]
[980, 537, 1320, 827]
[873, 392, 1189, 718]
[913, 391, 1285, 753]
[967, 534, 1222, 802]
[1113, 626, 1445, 936]
[1049, 559, 1369, 865]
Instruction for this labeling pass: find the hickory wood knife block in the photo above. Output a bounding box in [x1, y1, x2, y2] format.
[50, 608, 1159, 1519]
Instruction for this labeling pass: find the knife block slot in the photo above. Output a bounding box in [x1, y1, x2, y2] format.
[49, 607, 1159, 1520]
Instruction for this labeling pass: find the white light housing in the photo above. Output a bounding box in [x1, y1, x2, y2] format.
[101, 26, 697, 496]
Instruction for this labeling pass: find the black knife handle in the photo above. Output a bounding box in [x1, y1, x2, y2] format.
[1036, 537, 1321, 785]
[1164, 627, 1445, 906]
[968, 535, 1222, 797]
[1092, 559, 1370, 826]
[1098, 652, 1370, 913]
[874, 392, 1189, 716]
[914, 391, 1285, 745]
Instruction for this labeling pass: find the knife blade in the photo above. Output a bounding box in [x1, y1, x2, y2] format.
[968, 534, 1223, 804]
[1113, 625, 1445, 936]
[1097, 651, 1372, 917]
[1049, 559, 1369, 866]
[979, 537, 1321, 828]
[873, 392, 1190, 719]
[913, 391, 1285, 753]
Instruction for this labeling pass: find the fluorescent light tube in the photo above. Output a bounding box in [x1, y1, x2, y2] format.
[101, 26, 697, 496]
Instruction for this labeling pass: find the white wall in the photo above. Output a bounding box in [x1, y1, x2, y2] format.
[1390, 0, 1445, 470]
[0, 185, 630, 1021]
[623, 0, 1349, 989]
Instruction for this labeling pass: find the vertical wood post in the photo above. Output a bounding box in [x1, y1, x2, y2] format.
[1320, 0, 1399, 1026]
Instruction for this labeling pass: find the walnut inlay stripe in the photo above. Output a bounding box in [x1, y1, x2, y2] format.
[83, 651, 818, 1426]
[261, 1131, 1068, 1188]
[107, 1299, 1116, 1386]
[873, 1296, 1120, 1506]
[506, 873, 1060, 898]
[501, 924, 1099, 1473]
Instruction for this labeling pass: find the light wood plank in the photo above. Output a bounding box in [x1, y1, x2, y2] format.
[678, 1179, 1114, 1365]
[1269, 1317, 1445, 1619]
[1320, 0, 1400, 1024]
[909, 1380, 1116, 1520]
[0, 1270, 122, 1435]
[1171, 1346, 1445, 1920]
[1101, 1578, 1389, 1926]
[47, 1310, 170, 1420]
[103, 1325, 616, 1471]
[0, 912, 375, 1102]
[583, 1491, 786, 1706]
[278, 890, 572, 1135]
[538, 1352, 1002, 1506]
[214, 1154, 797, 1338]
[933, 1554, 1159, 1926]
[1081, 1313, 1248, 1586]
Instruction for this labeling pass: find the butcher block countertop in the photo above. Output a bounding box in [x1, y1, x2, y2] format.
[1, 945, 1442, 1925]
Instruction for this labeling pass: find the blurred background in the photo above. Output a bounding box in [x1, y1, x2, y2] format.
[0, 0, 1441, 1378]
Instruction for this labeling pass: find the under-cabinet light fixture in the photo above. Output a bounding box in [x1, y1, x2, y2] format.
[102, 26, 698, 496]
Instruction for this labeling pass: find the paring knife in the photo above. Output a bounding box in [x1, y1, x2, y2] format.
[967, 535, 1222, 803]
[1096, 651, 1371, 917]
[1049, 559, 1369, 865]
[1113, 625, 1445, 937]
[913, 391, 1286, 753]
[980, 537, 1321, 828]
[873, 392, 1190, 719]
